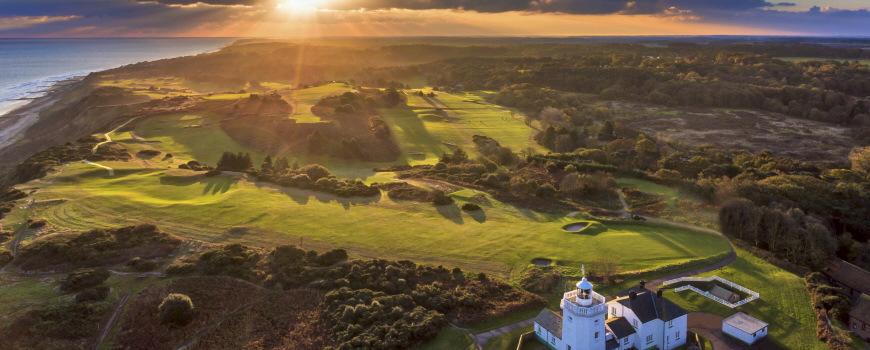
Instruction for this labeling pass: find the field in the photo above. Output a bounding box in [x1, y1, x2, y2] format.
[664, 248, 825, 350]
[10, 161, 730, 278]
[617, 177, 718, 228]
[776, 57, 870, 66]
[412, 327, 475, 350]
[606, 102, 855, 161]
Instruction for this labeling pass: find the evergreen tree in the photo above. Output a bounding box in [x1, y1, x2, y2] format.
[261, 155, 273, 173]
[275, 156, 289, 173]
[241, 153, 253, 170]
[216, 151, 233, 170]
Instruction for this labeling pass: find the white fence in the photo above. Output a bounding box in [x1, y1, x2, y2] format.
[664, 275, 759, 308]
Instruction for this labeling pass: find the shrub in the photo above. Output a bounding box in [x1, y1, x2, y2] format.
[316, 249, 348, 266]
[75, 286, 110, 303]
[520, 268, 561, 293]
[535, 183, 556, 198]
[300, 164, 331, 181]
[452, 267, 462, 274]
[126, 257, 158, 272]
[62, 268, 110, 292]
[158, 293, 195, 327]
[137, 149, 161, 157]
[199, 244, 260, 281]
[28, 220, 47, 229]
[461, 203, 481, 211]
[477, 272, 488, 281]
[204, 169, 222, 177]
[431, 190, 454, 205]
[165, 261, 197, 275]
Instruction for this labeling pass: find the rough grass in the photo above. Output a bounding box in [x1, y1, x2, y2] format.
[482, 325, 536, 350]
[664, 248, 826, 350]
[282, 83, 354, 123]
[412, 326, 475, 350]
[17, 163, 730, 279]
[617, 177, 718, 228]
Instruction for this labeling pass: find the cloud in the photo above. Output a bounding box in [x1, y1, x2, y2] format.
[773, 2, 796, 6]
[135, 0, 265, 6]
[0, 15, 81, 30]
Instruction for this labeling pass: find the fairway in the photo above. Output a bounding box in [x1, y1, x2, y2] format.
[381, 90, 543, 165]
[665, 248, 825, 350]
[17, 163, 730, 277]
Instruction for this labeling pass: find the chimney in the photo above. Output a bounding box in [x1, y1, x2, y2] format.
[639, 279, 646, 291]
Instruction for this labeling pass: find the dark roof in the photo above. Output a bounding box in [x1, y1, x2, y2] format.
[606, 317, 637, 339]
[606, 339, 620, 350]
[534, 309, 562, 339]
[832, 260, 870, 294]
[615, 291, 688, 323]
[851, 294, 870, 323]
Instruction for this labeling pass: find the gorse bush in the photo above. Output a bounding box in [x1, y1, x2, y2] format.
[75, 286, 110, 303]
[159, 293, 195, 327]
[61, 268, 110, 292]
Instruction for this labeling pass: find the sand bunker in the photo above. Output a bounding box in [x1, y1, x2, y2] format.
[532, 259, 552, 266]
[562, 222, 589, 232]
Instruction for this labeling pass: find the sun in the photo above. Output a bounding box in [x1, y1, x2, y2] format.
[277, 0, 324, 10]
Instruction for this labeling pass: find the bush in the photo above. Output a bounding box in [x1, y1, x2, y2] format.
[535, 183, 556, 198]
[461, 203, 481, 211]
[137, 149, 161, 157]
[62, 268, 110, 292]
[165, 261, 197, 275]
[204, 169, 222, 177]
[159, 293, 195, 327]
[28, 220, 47, 229]
[75, 286, 110, 303]
[431, 190, 454, 205]
[316, 249, 348, 266]
[126, 257, 158, 272]
[520, 268, 561, 293]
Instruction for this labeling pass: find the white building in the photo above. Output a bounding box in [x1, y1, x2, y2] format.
[722, 312, 768, 345]
[534, 278, 688, 350]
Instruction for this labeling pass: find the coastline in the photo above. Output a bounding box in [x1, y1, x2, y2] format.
[0, 76, 85, 151]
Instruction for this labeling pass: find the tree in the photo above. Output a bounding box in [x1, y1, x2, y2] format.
[849, 146, 870, 173]
[260, 155, 273, 174]
[590, 258, 620, 283]
[159, 293, 195, 327]
[598, 121, 615, 141]
[636, 139, 658, 154]
[451, 148, 469, 164]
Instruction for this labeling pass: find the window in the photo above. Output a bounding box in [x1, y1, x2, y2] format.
[567, 346, 571, 350]
[550, 336, 555, 345]
[676, 331, 681, 340]
[624, 338, 629, 345]
[595, 319, 599, 324]
[646, 335, 653, 343]
[568, 316, 573, 322]
[633, 319, 638, 328]
[536, 326, 540, 335]
[612, 306, 617, 315]
[752, 332, 756, 338]
[668, 320, 673, 328]
[595, 332, 599, 339]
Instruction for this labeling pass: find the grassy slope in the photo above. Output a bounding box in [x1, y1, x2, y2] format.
[664, 248, 825, 350]
[17, 162, 730, 277]
[482, 325, 538, 350]
[412, 327, 475, 350]
[616, 177, 718, 228]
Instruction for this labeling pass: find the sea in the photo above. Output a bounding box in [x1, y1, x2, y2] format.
[0, 37, 237, 117]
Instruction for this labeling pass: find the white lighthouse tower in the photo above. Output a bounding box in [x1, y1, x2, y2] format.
[561, 267, 606, 350]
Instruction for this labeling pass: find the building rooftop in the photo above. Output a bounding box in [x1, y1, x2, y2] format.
[534, 309, 562, 339]
[723, 312, 768, 334]
[605, 317, 637, 339]
[850, 294, 870, 324]
[829, 259, 870, 295]
[709, 285, 737, 301]
[613, 291, 688, 323]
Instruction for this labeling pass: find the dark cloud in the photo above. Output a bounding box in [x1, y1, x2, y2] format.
[774, 2, 796, 6]
[135, 0, 264, 5]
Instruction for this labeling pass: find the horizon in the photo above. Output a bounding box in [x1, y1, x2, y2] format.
[2, 0, 870, 38]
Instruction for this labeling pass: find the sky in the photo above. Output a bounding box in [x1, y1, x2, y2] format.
[0, 0, 869, 37]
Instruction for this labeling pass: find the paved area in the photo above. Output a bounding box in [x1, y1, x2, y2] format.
[473, 317, 536, 348]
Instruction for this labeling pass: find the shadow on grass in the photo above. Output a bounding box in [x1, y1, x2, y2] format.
[466, 209, 487, 223]
[435, 203, 464, 224]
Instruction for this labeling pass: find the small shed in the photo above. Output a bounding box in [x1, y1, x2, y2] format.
[723, 312, 768, 345]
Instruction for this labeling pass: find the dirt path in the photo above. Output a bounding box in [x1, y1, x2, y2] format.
[84, 117, 138, 176]
[92, 293, 131, 350]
